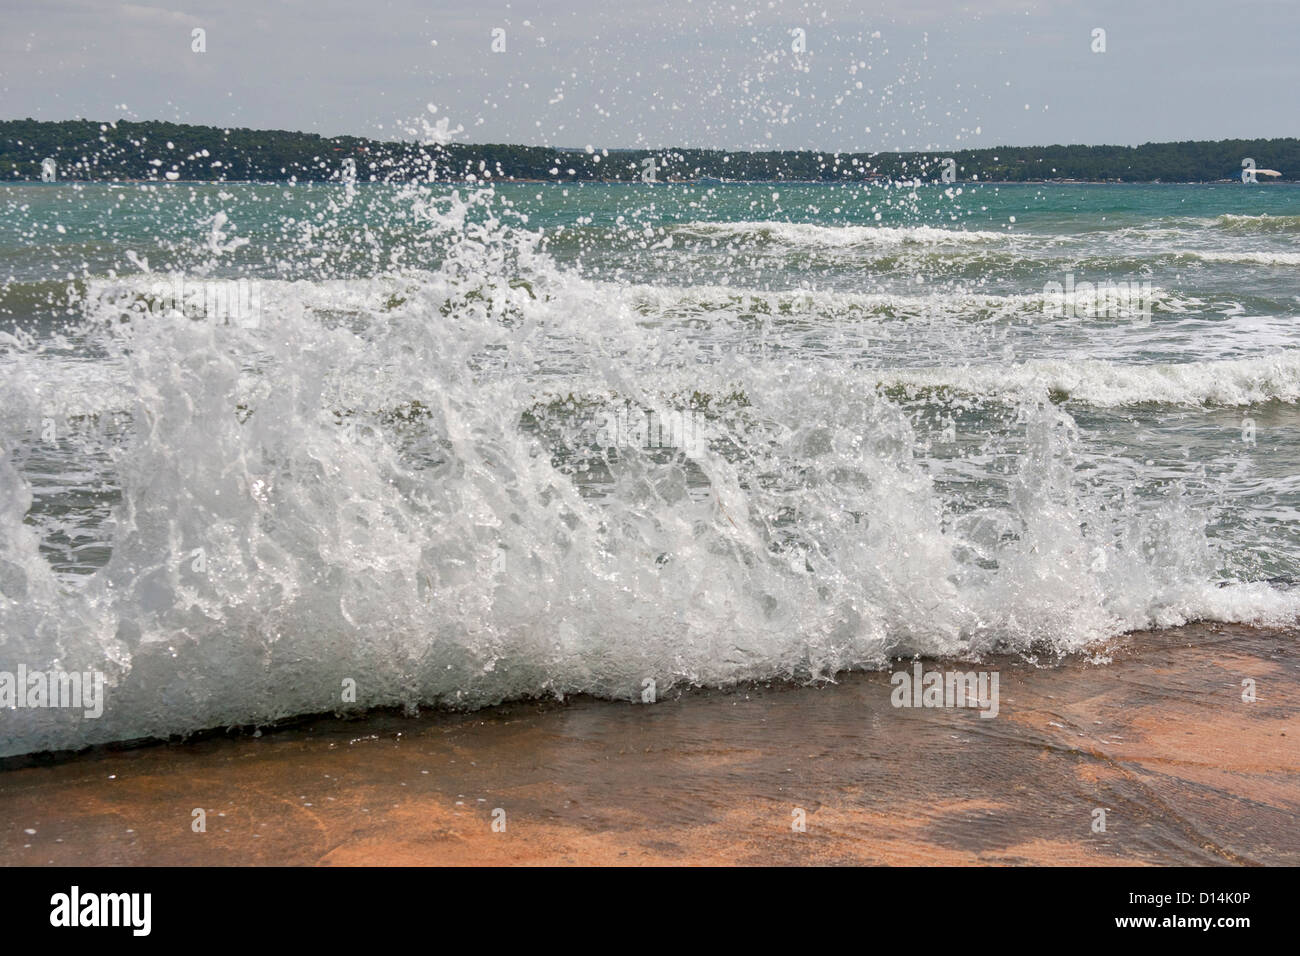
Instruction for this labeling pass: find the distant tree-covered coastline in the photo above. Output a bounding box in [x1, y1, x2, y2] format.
[2, 119, 1296, 184]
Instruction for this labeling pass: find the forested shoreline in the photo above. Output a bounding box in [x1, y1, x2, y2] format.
[3, 118, 1296, 184]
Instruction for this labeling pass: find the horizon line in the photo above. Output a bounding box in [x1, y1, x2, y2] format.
[4, 117, 1299, 157]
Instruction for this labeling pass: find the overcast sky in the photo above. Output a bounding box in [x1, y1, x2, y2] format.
[2, 0, 1297, 151]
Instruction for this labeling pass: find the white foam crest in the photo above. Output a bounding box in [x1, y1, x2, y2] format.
[608, 279, 1174, 320]
[1181, 250, 1300, 266]
[1213, 214, 1300, 234]
[878, 353, 1300, 406]
[670, 220, 1009, 247]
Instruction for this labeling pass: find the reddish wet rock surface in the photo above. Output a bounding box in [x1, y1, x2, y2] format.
[1, 622, 1296, 865]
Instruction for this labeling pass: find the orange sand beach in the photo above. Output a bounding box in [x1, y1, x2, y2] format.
[0, 622, 1295, 866]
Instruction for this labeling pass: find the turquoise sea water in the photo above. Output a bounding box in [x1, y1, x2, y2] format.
[1, 179, 1298, 754]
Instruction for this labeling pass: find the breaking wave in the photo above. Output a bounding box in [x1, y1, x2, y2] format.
[1, 182, 1297, 758]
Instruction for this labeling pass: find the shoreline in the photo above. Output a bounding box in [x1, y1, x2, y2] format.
[1, 620, 1295, 865]
[4, 179, 1294, 187]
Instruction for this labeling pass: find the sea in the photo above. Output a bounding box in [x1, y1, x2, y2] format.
[1, 177, 1298, 755]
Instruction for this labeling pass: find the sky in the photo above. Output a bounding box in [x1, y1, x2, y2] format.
[1, 0, 1297, 152]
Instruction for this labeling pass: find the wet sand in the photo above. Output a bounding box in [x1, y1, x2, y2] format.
[0, 622, 1295, 865]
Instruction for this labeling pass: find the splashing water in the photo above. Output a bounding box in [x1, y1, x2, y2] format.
[1, 176, 1298, 756]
